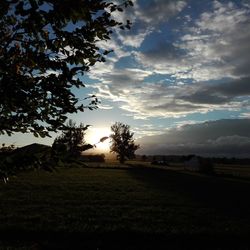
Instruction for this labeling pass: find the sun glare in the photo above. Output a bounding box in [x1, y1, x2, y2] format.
[86, 127, 111, 152]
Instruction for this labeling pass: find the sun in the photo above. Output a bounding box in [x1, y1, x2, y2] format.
[86, 127, 111, 152]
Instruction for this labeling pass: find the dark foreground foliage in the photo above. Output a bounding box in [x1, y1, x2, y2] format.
[0, 143, 54, 181]
[0, 0, 132, 136]
[52, 119, 93, 159]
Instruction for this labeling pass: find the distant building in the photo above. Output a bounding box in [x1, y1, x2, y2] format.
[151, 160, 169, 166]
[184, 155, 214, 174]
[184, 155, 201, 171]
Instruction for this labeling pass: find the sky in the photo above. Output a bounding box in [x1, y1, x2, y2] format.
[1, 0, 250, 157]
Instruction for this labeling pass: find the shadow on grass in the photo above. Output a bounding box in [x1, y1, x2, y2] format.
[0, 230, 250, 249]
[1, 166, 250, 249]
[127, 167, 250, 218]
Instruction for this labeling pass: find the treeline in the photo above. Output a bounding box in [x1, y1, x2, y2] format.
[80, 154, 105, 162]
[138, 154, 250, 165]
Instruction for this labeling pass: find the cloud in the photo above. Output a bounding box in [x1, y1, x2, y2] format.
[117, 27, 152, 48]
[96, 39, 129, 61]
[98, 104, 113, 110]
[134, 39, 191, 76]
[179, 1, 250, 80]
[135, 0, 187, 25]
[177, 77, 250, 105]
[88, 1, 250, 120]
[133, 124, 168, 137]
[93, 74, 249, 119]
[114, 0, 187, 48]
[137, 119, 250, 157]
[240, 112, 250, 118]
[140, 41, 185, 63]
[89, 67, 153, 104]
[135, 1, 250, 81]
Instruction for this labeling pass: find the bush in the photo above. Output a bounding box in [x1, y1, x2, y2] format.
[0, 143, 54, 181]
[80, 154, 105, 163]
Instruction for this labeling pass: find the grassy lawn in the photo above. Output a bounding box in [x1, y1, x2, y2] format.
[0, 163, 250, 249]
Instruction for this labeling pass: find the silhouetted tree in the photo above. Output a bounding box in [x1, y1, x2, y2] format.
[0, 0, 133, 137]
[52, 119, 92, 158]
[110, 122, 139, 164]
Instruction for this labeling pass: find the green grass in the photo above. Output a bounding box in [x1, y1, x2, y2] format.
[0, 163, 250, 249]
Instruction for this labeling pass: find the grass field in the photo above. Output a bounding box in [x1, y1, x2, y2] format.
[0, 162, 250, 249]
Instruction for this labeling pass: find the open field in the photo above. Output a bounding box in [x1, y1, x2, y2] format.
[214, 164, 250, 179]
[0, 163, 250, 249]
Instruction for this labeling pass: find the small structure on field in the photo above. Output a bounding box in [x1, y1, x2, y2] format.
[184, 155, 201, 171]
[184, 155, 214, 174]
[151, 160, 169, 166]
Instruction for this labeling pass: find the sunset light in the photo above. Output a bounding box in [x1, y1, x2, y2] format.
[1, 1, 250, 248]
[86, 127, 111, 152]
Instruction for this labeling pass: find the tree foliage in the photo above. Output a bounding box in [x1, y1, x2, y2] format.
[52, 119, 92, 158]
[110, 122, 139, 163]
[0, 143, 53, 182]
[0, 0, 133, 137]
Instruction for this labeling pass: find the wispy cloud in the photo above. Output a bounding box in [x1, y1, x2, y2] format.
[179, 0, 250, 80]
[86, 1, 250, 120]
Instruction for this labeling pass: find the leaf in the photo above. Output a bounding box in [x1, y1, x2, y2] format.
[99, 136, 109, 143]
[80, 144, 94, 151]
[128, 1, 134, 6]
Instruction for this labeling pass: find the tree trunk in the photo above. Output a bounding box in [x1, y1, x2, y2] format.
[119, 155, 125, 164]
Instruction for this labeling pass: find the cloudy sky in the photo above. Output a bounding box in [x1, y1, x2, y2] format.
[2, 0, 250, 156]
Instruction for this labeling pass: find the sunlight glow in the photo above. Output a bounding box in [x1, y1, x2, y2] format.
[86, 127, 111, 152]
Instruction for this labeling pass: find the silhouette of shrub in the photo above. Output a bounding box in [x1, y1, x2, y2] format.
[80, 154, 105, 163]
[0, 144, 53, 181]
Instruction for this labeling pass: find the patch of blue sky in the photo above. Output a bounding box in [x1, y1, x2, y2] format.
[114, 55, 138, 69]
[182, 110, 242, 122]
[139, 116, 177, 127]
[71, 83, 96, 99]
[62, 20, 85, 32]
[140, 30, 172, 52]
[143, 74, 175, 84]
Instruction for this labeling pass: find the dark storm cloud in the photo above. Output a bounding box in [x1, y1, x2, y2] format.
[149, 101, 204, 113]
[140, 136, 250, 157]
[178, 77, 250, 105]
[137, 119, 250, 157]
[141, 41, 185, 63]
[214, 77, 250, 96]
[179, 90, 229, 105]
